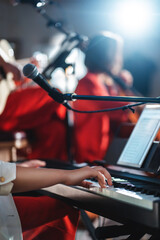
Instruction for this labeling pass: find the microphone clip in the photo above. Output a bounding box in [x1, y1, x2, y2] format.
[63, 93, 77, 102]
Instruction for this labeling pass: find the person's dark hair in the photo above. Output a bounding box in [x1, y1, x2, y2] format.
[84, 31, 123, 73]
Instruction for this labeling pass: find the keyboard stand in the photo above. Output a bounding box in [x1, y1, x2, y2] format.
[80, 209, 98, 240]
[95, 222, 160, 239]
[79, 213, 154, 240]
[79, 212, 153, 240]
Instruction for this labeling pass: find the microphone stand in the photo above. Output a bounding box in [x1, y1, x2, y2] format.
[37, 6, 69, 35]
[34, 5, 88, 163]
[63, 93, 160, 104]
[33, 3, 88, 80]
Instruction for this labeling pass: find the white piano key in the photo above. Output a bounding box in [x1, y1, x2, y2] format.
[88, 185, 159, 210]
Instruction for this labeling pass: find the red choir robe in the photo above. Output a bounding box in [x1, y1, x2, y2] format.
[0, 85, 68, 161]
[73, 72, 128, 163]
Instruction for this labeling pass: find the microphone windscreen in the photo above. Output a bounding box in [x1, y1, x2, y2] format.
[23, 63, 38, 79]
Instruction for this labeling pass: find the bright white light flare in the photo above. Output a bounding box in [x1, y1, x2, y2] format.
[112, 0, 154, 37]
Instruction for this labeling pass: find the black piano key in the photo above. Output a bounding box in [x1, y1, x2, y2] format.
[154, 192, 160, 197]
[146, 190, 156, 195]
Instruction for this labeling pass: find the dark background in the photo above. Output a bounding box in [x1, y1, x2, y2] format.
[1, 0, 160, 96]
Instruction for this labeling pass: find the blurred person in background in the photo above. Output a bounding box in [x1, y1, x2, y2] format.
[73, 31, 135, 163]
[0, 39, 68, 162]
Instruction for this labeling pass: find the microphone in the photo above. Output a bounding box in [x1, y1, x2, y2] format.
[23, 63, 71, 108]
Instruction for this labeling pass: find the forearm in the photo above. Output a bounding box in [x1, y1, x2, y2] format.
[12, 165, 112, 193]
[12, 166, 67, 193]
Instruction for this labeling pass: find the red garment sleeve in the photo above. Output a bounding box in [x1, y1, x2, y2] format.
[0, 86, 66, 131]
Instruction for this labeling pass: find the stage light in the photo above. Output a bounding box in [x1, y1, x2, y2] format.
[112, 0, 154, 37]
[11, 0, 48, 8]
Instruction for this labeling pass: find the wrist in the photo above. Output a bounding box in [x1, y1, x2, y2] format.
[57, 169, 69, 185]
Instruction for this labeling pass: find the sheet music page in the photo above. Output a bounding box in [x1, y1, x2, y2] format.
[117, 105, 160, 168]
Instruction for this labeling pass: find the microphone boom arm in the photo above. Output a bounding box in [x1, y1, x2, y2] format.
[63, 93, 160, 104]
[23, 63, 160, 114]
